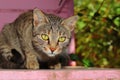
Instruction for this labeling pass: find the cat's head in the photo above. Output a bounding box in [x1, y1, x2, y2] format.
[32, 8, 79, 57]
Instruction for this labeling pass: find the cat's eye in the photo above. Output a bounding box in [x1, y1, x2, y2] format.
[41, 34, 49, 40]
[58, 37, 66, 42]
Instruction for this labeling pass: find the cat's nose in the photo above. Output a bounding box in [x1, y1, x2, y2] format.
[50, 47, 56, 52]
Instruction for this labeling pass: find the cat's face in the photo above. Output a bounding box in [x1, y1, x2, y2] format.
[33, 22, 71, 57]
[32, 8, 79, 57]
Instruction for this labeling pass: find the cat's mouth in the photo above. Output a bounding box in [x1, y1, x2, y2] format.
[42, 47, 61, 57]
[47, 51, 59, 57]
[48, 53, 55, 57]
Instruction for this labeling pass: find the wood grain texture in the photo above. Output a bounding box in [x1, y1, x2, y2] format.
[0, 70, 120, 80]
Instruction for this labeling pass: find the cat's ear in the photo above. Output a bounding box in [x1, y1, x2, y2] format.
[61, 15, 79, 31]
[33, 8, 48, 27]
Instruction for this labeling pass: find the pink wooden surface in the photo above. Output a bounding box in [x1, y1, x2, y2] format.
[0, 70, 120, 80]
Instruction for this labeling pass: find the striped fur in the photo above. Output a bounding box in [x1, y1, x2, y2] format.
[0, 8, 78, 69]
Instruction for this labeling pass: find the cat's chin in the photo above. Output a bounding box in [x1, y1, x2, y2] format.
[47, 54, 55, 57]
[46, 52, 59, 57]
[46, 52, 57, 57]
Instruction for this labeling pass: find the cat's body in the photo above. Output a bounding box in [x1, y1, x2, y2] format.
[0, 8, 78, 69]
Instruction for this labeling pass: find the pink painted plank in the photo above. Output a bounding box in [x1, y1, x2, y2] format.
[0, 0, 74, 30]
[0, 0, 59, 9]
[0, 70, 120, 80]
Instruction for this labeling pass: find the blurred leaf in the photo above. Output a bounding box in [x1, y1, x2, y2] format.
[77, 20, 86, 30]
[69, 54, 80, 61]
[82, 59, 94, 67]
[116, 7, 120, 14]
[114, 17, 120, 27]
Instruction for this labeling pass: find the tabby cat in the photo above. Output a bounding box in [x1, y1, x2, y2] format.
[0, 8, 78, 69]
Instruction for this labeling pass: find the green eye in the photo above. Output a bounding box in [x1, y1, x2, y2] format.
[41, 34, 49, 40]
[58, 37, 66, 42]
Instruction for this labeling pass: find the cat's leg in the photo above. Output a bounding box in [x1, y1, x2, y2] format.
[49, 53, 70, 69]
[19, 37, 39, 69]
[24, 50, 39, 69]
[0, 45, 13, 61]
[15, 21, 39, 69]
[49, 63, 62, 69]
[47, 55, 62, 69]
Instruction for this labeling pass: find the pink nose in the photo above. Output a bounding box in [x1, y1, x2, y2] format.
[50, 47, 56, 52]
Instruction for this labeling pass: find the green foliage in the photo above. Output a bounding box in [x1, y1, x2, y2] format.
[74, 0, 120, 68]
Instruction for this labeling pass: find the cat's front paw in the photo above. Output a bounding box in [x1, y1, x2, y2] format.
[1, 52, 13, 61]
[26, 60, 39, 69]
[25, 54, 39, 69]
[49, 63, 61, 69]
